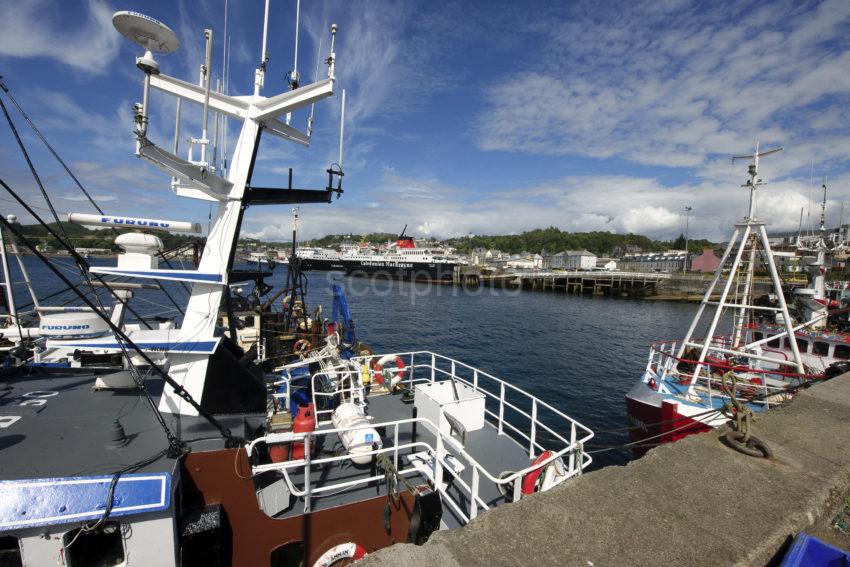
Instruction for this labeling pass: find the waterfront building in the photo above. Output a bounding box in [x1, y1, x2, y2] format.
[506, 252, 543, 270]
[550, 250, 597, 270]
[619, 250, 687, 272]
[689, 248, 721, 273]
[595, 258, 617, 271]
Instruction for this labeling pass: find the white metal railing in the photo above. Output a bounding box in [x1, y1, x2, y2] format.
[255, 351, 594, 523]
[644, 339, 806, 408]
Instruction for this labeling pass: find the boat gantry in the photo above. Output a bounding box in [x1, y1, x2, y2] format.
[626, 144, 850, 454]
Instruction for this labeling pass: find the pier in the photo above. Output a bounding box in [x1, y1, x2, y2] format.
[458, 269, 671, 297]
[455, 268, 790, 301]
[361, 371, 850, 566]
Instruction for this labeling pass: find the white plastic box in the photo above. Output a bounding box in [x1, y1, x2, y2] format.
[414, 381, 485, 437]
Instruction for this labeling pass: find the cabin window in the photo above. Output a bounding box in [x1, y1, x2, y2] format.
[795, 338, 809, 353]
[835, 345, 850, 360]
[753, 332, 763, 342]
[0, 536, 22, 567]
[767, 336, 781, 348]
[62, 522, 124, 567]
[813, 341, 830, 356]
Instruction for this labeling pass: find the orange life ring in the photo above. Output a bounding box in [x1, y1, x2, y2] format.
[372, 355, 406, 387]
[521, 450, 553, 495]
[313, 542, 367, 567]
[293, 339, 312, 354]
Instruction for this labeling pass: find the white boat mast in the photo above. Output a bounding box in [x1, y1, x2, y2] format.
[675, 143, 806, 385]
[105, 7, 342, 415]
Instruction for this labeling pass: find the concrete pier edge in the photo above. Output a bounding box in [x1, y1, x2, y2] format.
[360, 373, 850, 566]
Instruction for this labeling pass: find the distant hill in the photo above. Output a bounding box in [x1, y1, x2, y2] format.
[309, 232, 402, 248]
[290, 226, 716, 256]
[15, 222, 715, 258]
[447, 227, 714, 256]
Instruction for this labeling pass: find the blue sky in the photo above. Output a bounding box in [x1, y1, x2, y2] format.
[1, 0, 849, 242]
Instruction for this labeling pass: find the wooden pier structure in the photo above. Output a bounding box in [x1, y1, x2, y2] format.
[457, 269, 671, 297]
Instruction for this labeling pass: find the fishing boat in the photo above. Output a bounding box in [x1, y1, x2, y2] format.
[0, 6, 593, 566]
[625, 145, 850, 451]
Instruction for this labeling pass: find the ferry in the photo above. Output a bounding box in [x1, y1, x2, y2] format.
[297, 227, 462, 281]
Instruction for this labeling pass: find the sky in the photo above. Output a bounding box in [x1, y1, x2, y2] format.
[0, 0, 849, 243]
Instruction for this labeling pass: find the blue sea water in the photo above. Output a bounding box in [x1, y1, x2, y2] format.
[8, 256, 699, 468]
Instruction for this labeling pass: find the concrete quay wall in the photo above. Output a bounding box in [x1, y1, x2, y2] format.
[360, 374, 850, 566]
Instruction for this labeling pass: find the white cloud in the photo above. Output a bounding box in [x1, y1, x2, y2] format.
[0, 0, 120, 73]
[60, 192, 116, 202]
[241, 165, 850, 246]
[476, 0, 850, 179]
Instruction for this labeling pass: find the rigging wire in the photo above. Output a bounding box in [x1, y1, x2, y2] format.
[0, 78, 189, 315]
[0, 79, 105, 216]
[0, 182, 155, 329]
[0, 208, 235, 444]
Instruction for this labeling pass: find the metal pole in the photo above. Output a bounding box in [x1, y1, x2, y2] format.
[687, 224, 752, 389]
[683, 206, 692, 272]
[0, 224, 17, 326]
[213, 78, 221, 172]
[675, 226, 740, 360]
[758, 223, 805, 373]
[200, 29, 213, 165]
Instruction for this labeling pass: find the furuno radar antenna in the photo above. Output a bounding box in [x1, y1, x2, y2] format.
[112, 11, 180, 138]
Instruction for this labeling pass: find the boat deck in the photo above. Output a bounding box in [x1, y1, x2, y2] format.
[266, 389, 533, 529]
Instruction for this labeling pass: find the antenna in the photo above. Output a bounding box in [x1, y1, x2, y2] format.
[338, 89, 346, 170]
[112, 12, 180, 141]
[820, 176, 827, 233]
[328, 23, 338, 80]
[171, 98, 181, 190]
[291, 0, 301, 88]
[255, 0, 271, 96]
[731, 141, 782, 221]
[221, 0, 229, 176]
[307, 36, 323, 138]
[200, 29, 213, 165]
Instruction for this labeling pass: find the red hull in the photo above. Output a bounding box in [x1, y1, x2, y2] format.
[625, 388, 712, 456]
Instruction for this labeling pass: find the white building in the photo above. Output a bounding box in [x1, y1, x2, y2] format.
[549, 250, 597, 270]
[566, 250, 597, 270]
[506, 253, 543, 270]
[619, 250, 687, 272]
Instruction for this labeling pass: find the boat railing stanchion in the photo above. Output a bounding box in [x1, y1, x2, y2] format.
[434, 426, 445, 493]
[303, 433, 312, 513]
[393, 424, 399, 471]
[528, 398, 538, 457]
[512, 475, 522, 503]
[430, 353, 436, 383]
[569, 422, 577, 473]
[498, 383, 505, 435]
[470, 468, 480, 520]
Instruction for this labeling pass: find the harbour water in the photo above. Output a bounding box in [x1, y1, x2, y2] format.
[12, 257, 699, 468]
